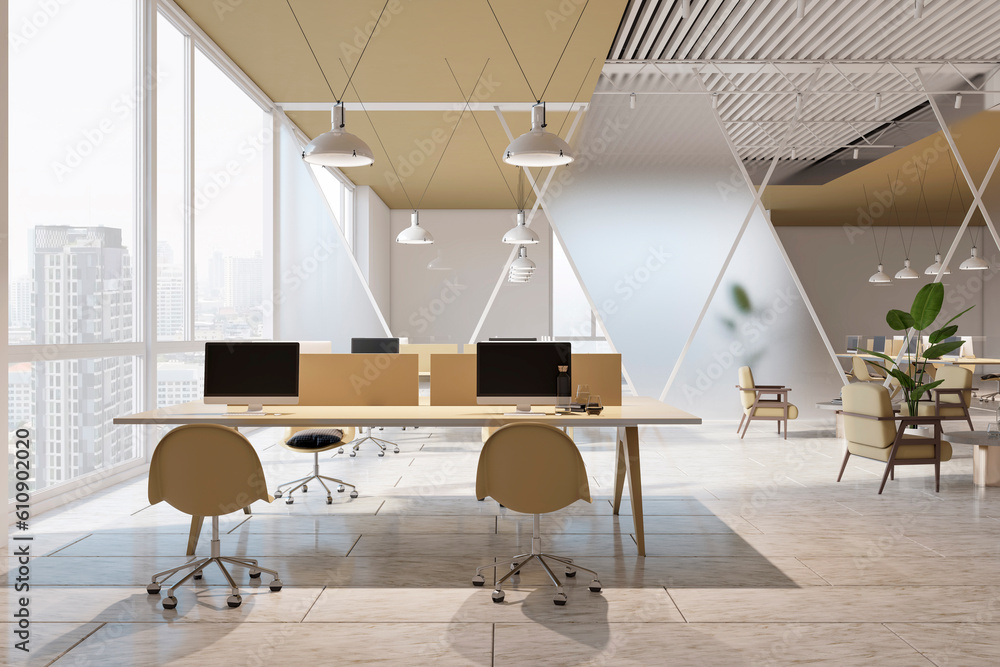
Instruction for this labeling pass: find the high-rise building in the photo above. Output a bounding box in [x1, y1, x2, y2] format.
[224, 254, 262, 312]
[157, 263, 185, 340]
[31, 226, 137, 487]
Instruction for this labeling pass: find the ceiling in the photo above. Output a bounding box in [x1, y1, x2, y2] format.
[175, 0, 628, 208]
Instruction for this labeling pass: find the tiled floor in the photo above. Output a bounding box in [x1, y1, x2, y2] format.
[4, 416, 1000, 666]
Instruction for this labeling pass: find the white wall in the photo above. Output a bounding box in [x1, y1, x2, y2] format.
[355, 185, 391, 320]
[388, 209, 550, 343]
[778, 225, 999, 362]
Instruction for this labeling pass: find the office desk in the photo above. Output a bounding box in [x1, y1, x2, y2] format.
[115, 397, 700, 556]
[838, 353, 1000, 366]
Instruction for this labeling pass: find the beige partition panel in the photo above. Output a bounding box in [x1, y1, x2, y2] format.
[299, 354, 418, 406]
[463, 344, 477, 354]
[399, 343, 460, 373]
[572, 353, 623, 406]
[429, 354, 478, 405]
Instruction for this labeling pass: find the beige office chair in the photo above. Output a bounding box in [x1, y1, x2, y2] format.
[852, 356, 885, 382]
[472, 423, 602, 606]
[899, 365, 975, 430]
[736, 366, 798, 440]
[146, 424, 282, 609]
[274, 426, 358, 504]
[837, 383, 952, 494]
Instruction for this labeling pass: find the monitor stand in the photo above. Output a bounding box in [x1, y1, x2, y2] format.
[232, 404, 266, 415]
[504, 404, 545, 416]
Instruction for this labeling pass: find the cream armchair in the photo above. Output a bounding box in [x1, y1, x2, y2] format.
[837, 383, 952, 493]
[899, 365, 974, 431]
[736, 366, 798, 440]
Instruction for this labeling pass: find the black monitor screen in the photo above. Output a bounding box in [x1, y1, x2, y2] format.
[872, 336, 886, 354]
[477, 342, 572, 399]
[488, 337, 537, 341]
[846, 335, 860, 351]
[351, 337, 399, 354]
[203, 342, 300, 399]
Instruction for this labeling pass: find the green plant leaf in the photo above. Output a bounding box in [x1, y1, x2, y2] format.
[910, 283, 944, 330]
[922, 341, 963, 359]
[890, 368, 915, 389]
[732, 285, 752, 314]
[911, 379, 945, 403]
[886, 309, 915, 330]
[857, 348, 897, 365]
[928, 324, 958, 345]
[941, 305, 974, 327]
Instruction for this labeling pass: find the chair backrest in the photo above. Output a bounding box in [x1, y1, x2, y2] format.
[852, 356, 879, 382]
[476, 423, 591, 515]
[841, 382, 896, 449]
[148, 424, 271, 517]
[737, 366, 756, 409]
[935, 365, 972, 406]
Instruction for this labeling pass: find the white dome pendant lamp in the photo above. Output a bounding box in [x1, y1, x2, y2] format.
[863, 184, 891, 285]
[502, 210, 539, 245]
[869, 264, 892, 284]
[504, 102, 574, 167]
[302, 102, 374, 167]
[924, 253, 952, 276]
[396, 210, 434, 245]
[960, 245, 990, 270]
[508, 246, 536, 283]
[895, 259, 919, 279]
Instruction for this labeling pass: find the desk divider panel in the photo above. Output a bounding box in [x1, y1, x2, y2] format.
[430, 354, 478, 405]
[399, 343, 460, 373]
[299, 354, 418, 406]
[428, 352, 622, 407]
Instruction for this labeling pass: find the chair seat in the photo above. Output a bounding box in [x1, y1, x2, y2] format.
[848, 435, 953, 462]
[746, 401, 799, 419]
[900, 403, 966, 418]
[281, 428, 345, 452]
[982, 374, 1000, 380]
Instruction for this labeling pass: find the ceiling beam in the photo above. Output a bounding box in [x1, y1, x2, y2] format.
[275, 102, 589, 112]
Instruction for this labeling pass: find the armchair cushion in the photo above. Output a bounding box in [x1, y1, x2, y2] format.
[848, 435, 952, 462]
[745, 401, 799, 419]
[283, 428, 345, 451]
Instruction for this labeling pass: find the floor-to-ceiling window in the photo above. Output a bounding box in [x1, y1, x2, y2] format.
[7, 0, 142, 495]
[551, 232, 612, 353]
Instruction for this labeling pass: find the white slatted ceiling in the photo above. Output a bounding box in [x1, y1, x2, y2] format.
[607, 0, 1000, 161]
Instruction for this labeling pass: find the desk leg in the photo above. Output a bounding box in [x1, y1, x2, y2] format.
[186, 516, 204, 556]
[612, 427, 627, 514]
[623, 426, 645, 557]
[973, 445, 1000, 486]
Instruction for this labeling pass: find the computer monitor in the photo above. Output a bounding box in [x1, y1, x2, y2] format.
[203, 342, 300, 414]
[845, 335, 860, 353]
[351, 337, 399, 354]
[871, 336, 886, 354]
[905, 335, 919, 355]
[488, 337, 538, 341]
[941, 336, 962, 358]
[477, 341, 572, 415]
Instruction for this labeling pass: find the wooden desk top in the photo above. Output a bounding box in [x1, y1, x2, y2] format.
[838, 353, 1000, 365]
[114, 396, 701, 428]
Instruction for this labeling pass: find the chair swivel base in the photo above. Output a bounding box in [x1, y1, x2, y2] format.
[338, 429, 400, 457]
[473, 552, 601, 605]
[146, 517, 281, 610]
[274, 452, 357, 503]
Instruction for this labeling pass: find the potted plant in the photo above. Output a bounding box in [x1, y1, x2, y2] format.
[859, 282, 972, 419]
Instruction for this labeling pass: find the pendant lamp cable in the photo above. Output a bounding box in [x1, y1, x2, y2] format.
[917, 162, 943, 252]
[863, 185, 889, 264]
[485, 0, 590, 105]
[948, 152, 981, 248]
[338, 59, 414, 210]
[888, 171, 914, 259]
[286, 0, 390, 108]
[447, 58, 520, 209]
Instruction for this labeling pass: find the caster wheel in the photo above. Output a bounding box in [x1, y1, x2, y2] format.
[285, 497, 294, 505]
[274, 491, 283, 499]
[472, 574, 485, 587]
[350, 451, 357, 458]
[554, 592, 568, 606]
[338, 485, 345, 493]
[349, 490, 359, 499]
[589, 580, 602, 593]
[326, 496, 333, 505]
[378, 451, 385, 458]
[146, 583, 161, 595]
[270, 579, 283, 592]
[162, 596, 178, 610]
[491, 589, 505, 603]
[249, 570, 261, 579]
[338, 447, 344, 454]
[394, 447, 400, 454]
[193, 570, 203, 580]
[301, 485, 307, 493]
[227, 594, 243, 608]
[565, 568, 576, 578]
